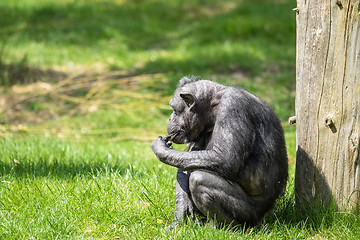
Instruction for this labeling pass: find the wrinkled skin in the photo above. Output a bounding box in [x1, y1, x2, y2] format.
[151, 77, 288, 228]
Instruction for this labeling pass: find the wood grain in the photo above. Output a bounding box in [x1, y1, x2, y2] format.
[295, 0, 360, 210]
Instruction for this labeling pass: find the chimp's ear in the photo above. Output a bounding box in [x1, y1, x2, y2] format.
[180, 93, 195, 109]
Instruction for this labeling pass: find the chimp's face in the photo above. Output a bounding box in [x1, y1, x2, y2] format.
[167, 92, 206, 144]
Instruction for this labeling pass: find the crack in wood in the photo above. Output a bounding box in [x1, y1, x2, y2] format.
[314, 0, 332, 189]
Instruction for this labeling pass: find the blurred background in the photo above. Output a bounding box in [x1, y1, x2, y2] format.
[0, 0, 296, 134]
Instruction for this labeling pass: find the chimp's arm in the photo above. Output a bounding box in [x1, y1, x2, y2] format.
[151, 96, 254, 178]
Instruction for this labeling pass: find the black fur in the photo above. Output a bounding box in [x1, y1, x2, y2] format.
[151, 77, 288, 227]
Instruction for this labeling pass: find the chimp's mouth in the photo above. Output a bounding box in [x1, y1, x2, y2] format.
[168, 130, 186, 144]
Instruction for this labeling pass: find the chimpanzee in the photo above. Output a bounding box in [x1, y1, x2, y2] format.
[151, 77, 288, 227]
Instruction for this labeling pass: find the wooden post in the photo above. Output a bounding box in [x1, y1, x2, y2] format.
[295, 0, 360, 210]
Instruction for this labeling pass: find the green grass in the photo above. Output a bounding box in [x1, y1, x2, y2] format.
[1, 133, 360, 239]
[0, 137, 174, 239]
[1, 0, 359, 238]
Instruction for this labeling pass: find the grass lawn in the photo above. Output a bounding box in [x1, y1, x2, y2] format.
[1, 0, 359, 239]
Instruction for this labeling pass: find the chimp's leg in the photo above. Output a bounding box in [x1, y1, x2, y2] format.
[172, 169, 197, 226]
[189, 170, 260, 226]
[171, 132, 214, 227]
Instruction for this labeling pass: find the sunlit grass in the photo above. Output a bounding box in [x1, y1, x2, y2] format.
[1, 131, 360, 239]
[0, 137, 174, 239]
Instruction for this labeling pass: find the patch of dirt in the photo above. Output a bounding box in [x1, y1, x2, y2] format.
[0, 65, 168, 125]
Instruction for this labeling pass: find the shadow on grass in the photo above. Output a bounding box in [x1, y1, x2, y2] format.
[260, 147, 342, 235]
[0, 159, 144, 179]
[0, 61, 66, 86]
